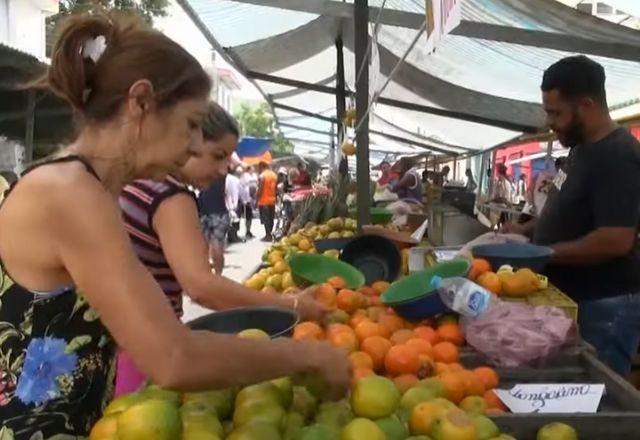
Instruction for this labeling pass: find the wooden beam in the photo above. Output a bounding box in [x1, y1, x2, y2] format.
[272, 102, 337, 123]
[25, 91, 35, 161]
[280, 122, 335, 137]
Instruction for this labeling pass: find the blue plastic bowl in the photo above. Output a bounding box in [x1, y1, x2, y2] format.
[472, 243, 554, 272]
[381, 260, 470, 320]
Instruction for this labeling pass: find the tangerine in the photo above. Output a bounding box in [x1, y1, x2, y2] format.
[439, 372, 466, 404]
[370, 296, 383, 306]
[405, 338, 434, 358]
[359, 286, 377, 297]
[477, 271, 502, 295]
[390, 329, 416, 345]
[349, 351, 374, 370]
[483, 389, 507, 411]
[434, 362, 451, 376]
[393, 374, 420, 394]
[314, 283, 337, 308]
[336, 289, 361, 313]
[432, 342, 460, 364]
[459, 369, 485, 396]
[327, 276, 347, 289]
[371, 281, 391, 295]
[328, 330, 359, 353]
[468, 258, 492, 280]
[473, 367, 500, 390]
[379, 314, 406, 333]
[361, 336, 393, 372]
[414, 326, 440, 345]
[448, 363, 464, 372]
[384, 344, 421, 376]
[293, 321, 324, 341]
[355, 320, 391, 342]
[349, 311, 369, 329]
[326, 323, 353, 338]
[436, 324, 464, 347]
[408, 401, 446, 435]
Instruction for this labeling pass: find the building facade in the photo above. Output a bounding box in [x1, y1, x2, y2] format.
[0, 0, 58, 59]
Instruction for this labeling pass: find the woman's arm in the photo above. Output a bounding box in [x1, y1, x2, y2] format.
[53, 177, 347, 395]
[153, 193, 326, 321]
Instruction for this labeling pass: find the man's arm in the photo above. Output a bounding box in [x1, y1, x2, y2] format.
[256, 175, 264, 202]
[501, 218, 537, 237]
[550, 227, 636, 265]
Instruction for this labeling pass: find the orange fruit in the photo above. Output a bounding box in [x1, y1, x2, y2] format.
[459, 369, 485, 396]
[361, 336, 393, 372]
[326, 323, 353, 338]
[434, 362, 451, 376]
[390, 329, 416, 346]
[468, 258, 492, 280]
[393, 374, 420, 394]
[405, 338, 434, 358]
[417, 354, 435, 379]
[349, 351, 374, 370]
[314, 283, 337, 308]
[485, 407, 506, 416]
[432, 342, 460, 364]
[379, 314, 405, 334]
[328, 330, 359, 353]
[370, 296, 383, 306]
[350, 311, 369, 329]
[413, 326, 440, 345]
[409, 401, 446, 435]
[448, 363, 464, 372]
[371, 281, 391, 295]
[352, 367, 375, 386]
[359, 286, 377, 297]
[436, 324, 464, 346]
[355, 320, 391, 342]
[439, 372, 466, 404]
[384, 344, 421, 376]
[477, 271, 502, 295]
[366, 306, 387, 322]
[473, 367, 500, 390]
[328, 276, 347, 289]
[336, 289, 361, 313]
[483, 389, 507, 411]
[293, 321, 324, 341]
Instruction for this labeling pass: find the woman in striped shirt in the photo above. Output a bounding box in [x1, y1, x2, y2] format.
[117, 102, 328, 394]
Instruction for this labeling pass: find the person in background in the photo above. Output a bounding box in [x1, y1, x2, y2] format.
[377, 160, 399, 186]
[257, 161, 277, 241]
[465, 168, 478, 193]
[117, 103, 329, 395]
[431, 165, 450, 186]
[0, 14, 348, 438]
[503, 55, 640, 376]
[239, 166, 254, 239]
[516, 174, 528, 205]
[199, 175, 229, 274]
[293, 161, 311, 187]
[225, 166, 242, 243]
[491, 163, 514, 204]
[391, 157, 423, 203]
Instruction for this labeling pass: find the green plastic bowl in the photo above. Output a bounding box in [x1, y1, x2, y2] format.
[349, 207, 393, 225]
[288, 254, 365, 289]
[381, 259, 471, 305]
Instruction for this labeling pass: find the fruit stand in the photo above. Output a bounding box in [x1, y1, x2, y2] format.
[92, 216, 640, 440]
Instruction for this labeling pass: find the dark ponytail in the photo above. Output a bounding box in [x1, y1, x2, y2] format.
[202, 102, 240, 141]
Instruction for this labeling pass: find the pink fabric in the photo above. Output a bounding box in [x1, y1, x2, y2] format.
[114, 351, 147, 397]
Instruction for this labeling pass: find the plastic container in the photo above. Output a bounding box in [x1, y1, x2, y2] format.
[187, 307, 299, 338]
[340, 235, 401, 285]
[431, 276, 493, 317]
[314, 237, 353, 253]
[349, 207, 393, 225]
[471, 242, 553, 272]
[381, 260, 470, 320]
[288, 253, 366, 289]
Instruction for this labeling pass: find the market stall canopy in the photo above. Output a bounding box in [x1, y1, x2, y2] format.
[236, 137, 272, 157]
[0, 44, 72, 146]
[241, 150, 272, 165]
[177, 0, 640, 155]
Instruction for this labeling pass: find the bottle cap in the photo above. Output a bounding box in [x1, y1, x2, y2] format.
[429, 275, 443, 289]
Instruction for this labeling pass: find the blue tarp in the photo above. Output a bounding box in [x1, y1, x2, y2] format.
[236, 137, 272, 157]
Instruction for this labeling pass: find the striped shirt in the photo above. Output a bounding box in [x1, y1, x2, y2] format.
[119, 175, 194, 317]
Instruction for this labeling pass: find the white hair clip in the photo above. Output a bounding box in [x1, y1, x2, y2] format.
[82, 35, 107, 63]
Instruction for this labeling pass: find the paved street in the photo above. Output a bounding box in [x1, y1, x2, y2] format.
[181, 238, 270, 323]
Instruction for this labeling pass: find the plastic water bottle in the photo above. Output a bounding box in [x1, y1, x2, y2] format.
[430, 276, 493, 317]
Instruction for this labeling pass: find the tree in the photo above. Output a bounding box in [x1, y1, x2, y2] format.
[47, 0, 169, 55]
[234, 103, 294, 154]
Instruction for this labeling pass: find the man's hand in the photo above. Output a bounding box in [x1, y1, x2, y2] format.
[290, 286, 329, 322]
[500, 219, 536, 237]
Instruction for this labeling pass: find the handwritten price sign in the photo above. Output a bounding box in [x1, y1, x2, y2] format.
[495, 384, 605, 413]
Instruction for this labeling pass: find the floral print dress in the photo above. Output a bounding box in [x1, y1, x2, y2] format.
[0, 156, 116, 439]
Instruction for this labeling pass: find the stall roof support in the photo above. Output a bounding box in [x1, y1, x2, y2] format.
[251, 70, 539, 133]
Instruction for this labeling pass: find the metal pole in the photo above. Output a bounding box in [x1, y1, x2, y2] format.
[25, 90, 35, 163]
[355, 0, 371, 227]
[336, 37, 346, 147]
[329, 123, 336, 171]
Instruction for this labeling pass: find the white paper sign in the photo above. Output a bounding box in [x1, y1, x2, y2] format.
[494, 384, 605, 414]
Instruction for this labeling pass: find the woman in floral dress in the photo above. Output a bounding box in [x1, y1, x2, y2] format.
[0, 13, 349, 439]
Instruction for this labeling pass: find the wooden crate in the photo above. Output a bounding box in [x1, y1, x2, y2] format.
[461, 347, 640, 440]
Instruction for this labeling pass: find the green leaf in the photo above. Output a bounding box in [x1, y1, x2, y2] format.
[83, 309, 100, 322]
[0, 327, 19, 346]
[65, 335, 92, 353]
[0, 426, 15, 440]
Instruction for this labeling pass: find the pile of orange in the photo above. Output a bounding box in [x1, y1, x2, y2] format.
[291, 276, 507, 414]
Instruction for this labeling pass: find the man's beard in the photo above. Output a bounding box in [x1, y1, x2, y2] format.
[558, 112, 585, 148]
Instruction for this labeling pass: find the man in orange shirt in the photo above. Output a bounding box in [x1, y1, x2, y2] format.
[256, 161, 277, 242]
